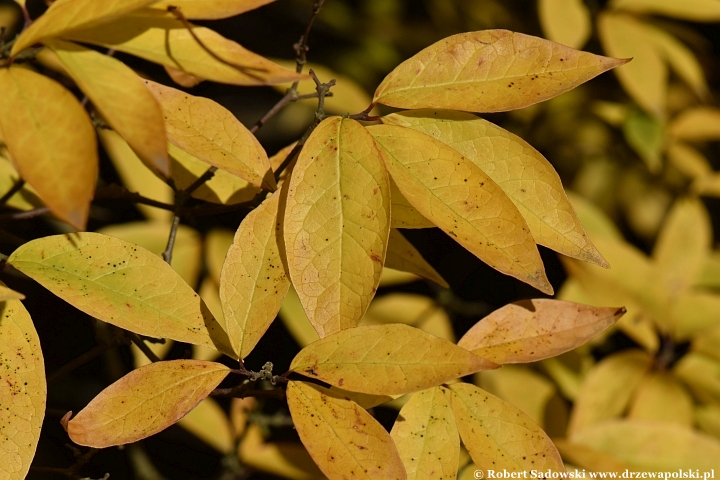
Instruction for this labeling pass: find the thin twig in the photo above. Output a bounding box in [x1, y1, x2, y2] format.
[184, 167, 217, 196]
[161, 213, 181, 264]
[0, 206, 50, 221]
[94, 184, 176, 212]
[0, 178, 25, 204]
[128, 333, 162, 363]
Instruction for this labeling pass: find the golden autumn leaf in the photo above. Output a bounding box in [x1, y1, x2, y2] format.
[8, 233, 234, 358]
[458, 299, 625, 364]
[449, 383, 565, 473]
[327, 387, 399, 410]
[609, 0, 720, 22]
[373, 30, 628, 112]
[65, 9, 307, 86]
[177, 398, 234, 454]
[390, 387, 460, 480]
[289, 324, 497, 395]
[286, 381, 407, 480]
[0, 156, 43, 213]
[0, 66, 97, 230]
[0, 294, 45, 480]
[669, 107, 720, 142]
[362, 293, 455, 342]
[10, 0, 155, 56]
[68, 360, 229, 447]
[538, 0, 591, 49]
[367, 124, 552, 294]
[0, 284, 24, 301]
[389, 179, 434, 229]
[628, 372, 694, 426]
[279, 285, 320, 348]
[205, 229, 235, 286]
[284, 117, 390, 337]
[144, 80, 275, 191]
[152, 0, 274, 19]
[674, 352, 720, 404]
[385, 229, 449, 288]
[383, 110, 608, 268]
[220, 187, 290, 359]
[43, 40, 169, 177]
[553, 440, 632, 473]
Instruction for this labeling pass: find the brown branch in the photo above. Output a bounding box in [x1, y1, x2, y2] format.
[161, 213, 182, 264]
[128, 333, 162, 363]
[0, 178, 24, 204]
[0, 206, 51, 221]
[94, 184, 176, 212]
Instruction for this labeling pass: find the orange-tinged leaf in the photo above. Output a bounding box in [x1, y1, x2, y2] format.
[152, 0, 274, 19]
[628, 372, 693, 426]
[669, 107, 720, 142]
[164, 65, 204, 88]
[10, 0, 155, 56]
[144, 80, 274, 191]
[368, 124, 552, 294]
[609, 0, 720, 22]
[373, 29, 628, 112]
[286, 381, 406, 480]
[384, 110, 608, 267]
[44, 40, 169, 177]
[284, 117, 390, 337]
[178, 398, 234, 453]
[385, 229, 449, 288]
[449, 383, 565, 473]
[65, 9, 308, 86]
[0, 293, 45, 480]
[289, 324, 497, 395]
[390, 387, 459, 480]
[390, 179, 434, 229]
[458, 299, 625, 363]
[0, 67, 97, 230]
[220, 188, 290, 358]
[68, 360, 229, 447]
[8, 233, 234, 357]
[538, 0, 591, 49]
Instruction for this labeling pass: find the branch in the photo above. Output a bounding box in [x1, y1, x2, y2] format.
[0, 206, 51, 221]
[0, 178, 24, 204]
[94, 184, 176, 212]
[128, 333, 162, 363]
[161, 213, 181, 264]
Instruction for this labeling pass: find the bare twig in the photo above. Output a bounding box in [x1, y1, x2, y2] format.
[161, 213, 181, 264]
[0, 178, 25, 204]
[128, 333, 162, 363]
[94, 184, 176, 212]
[0, 206, 51, 221]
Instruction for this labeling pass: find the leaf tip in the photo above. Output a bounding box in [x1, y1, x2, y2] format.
[614, 306, 627, 317]
[60, 411, 72, 433]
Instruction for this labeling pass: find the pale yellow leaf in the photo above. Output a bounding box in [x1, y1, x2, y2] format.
[566, 192, 623, 241]
[385, 229, 449, 288]
[674, 352, 720, 404]
[692, 324, 720, 363]
[598, 13, 666, 118]
[628, 372, 693, 425]
[284, 117, 390, 337]
[553, 440, 632, 473]
[326, 387, 398, 410]
[667, 141, 712, 180]
[8, 233, 234, 357]
[368, 124, 552, 294]
[379, 268, 421, 287]
[44, 40, 169, 177]
[0, 66, 97, 230]
[384, 110, 607, 267]
[362, 293, 455, 342]
[568, 350, 651, 435]
[374, 29, 628, 112]
[609, 0, 720, 22]
[68, 360, 229, 447]
[449, 383, 564, 473]
[669, 107, 720, 142]
[279, 285, 320, 348]
[178, 397, 234, 453]
[0, 285, 24, 301]
[0, 157, 43, 213]
[569, 419, 720, 471]
[538, 0, 591, 49]
[0, 293, 45, 480]
[65, 9, 308, 86]
[458, 299, 624, 364]
[669, 292, 720, 341]
[541, 357, 583, 401]
[144, 79, 274, 191]
[230, 397, 257, 439]
[391, 387, 459, 480]
[205, 229, 235, 286]
[10, 0, 155, 56]
[290, 324, 497, 395]
[286, 381, 406, 480]
[695, 404, 720, 441]
[220, 188, 290, 358]
[390, 178, 434, 229]
[152, 0, 274, 19]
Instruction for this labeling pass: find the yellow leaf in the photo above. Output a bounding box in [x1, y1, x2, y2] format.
[384, 110, 608, 267]
[286, 381, 406, 480]
[695, 404, 720, 441]
[178, 398, 234, 453]
[628, 372, 693, 425]
[0, 67, 97, 230]
[68, 360, 229, 447]
[390, 387, 459, 480]
[144, 80, 274, 191]
[379, 268, 421, 287]
[541, 357, 583, 401]
[449, 383, 564, 473]
[362, 293, 455, 342]
[459, 299, 624, 364]
[553, 440, 632, 473]
[131, 340, 173, 368]
[284, 117, 390, 337]
[566, 192, 623, 241]
[289, 324, 497, 395]
[220, 188, 290, 358]
[65, 9, 308, 86]
[373, 29, 628, 112]
[10, 0, 155, 56]
[385, 229, 449, 288]
[230, 397, 256, 439]
[674, 352, 720, 404]
[538, 0, 591, 49]
[152, 0, 274, 19]
[278, 285, 320, 348]
[205, 229, 235, 286]
[390, 179, 434, 229]
[44, 41, 169, 177]
[0, 285, 25, 301]
[164, 65, 204, 88]
[368, 124, 552, 294]
[669, 107, 720, 142]
[609, 0, 720, 22]
[598, 13, 667, 118]
[669, 291, 720, 341]
[569, 419, 720, 471]
[667, 141, 712, 180]
[0, 294, 45, 480]
[326, 387, 399, 410]
[0, 157, 43, 213]
[568, 350, 651, 435]
[8, 233, 234, 357]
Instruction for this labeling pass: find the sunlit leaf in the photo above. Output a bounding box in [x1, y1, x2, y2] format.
[669, 292, 720, 341]
[390, 179, 434, 229]
[152, 0, 274, 19]
[695, 405, 720, 441]
[566, 192, 623, 241]
[449, 383, 565, 473]
[674, 352, 720, 404]
[0, 66, 97, 230]
[667, 142, 712, 180]
[286, 381, 406, 480]
[538, 0, 591, 49]
[204, 229, 234, 287]
[554, 440, 632, 473]
[362, 293, 455, 342]
[290, 324, 497, 395]
[68, 360, 229, 447]
[379, 268, 421, 287]
[8, 233, 234, 357]
[0, 293, 45, 480]
[178, 398, 234, 454]
[279, 285, 320, 348]
[164, 65, 204, 87]
[374, 30, 628, 112]
[0, 285, 24, 301]
[284, 117, 390, 337]
[385, 229, 449, 288]
[541, 357, 582, 401]
[368, 124, 552, 294]
[144, 80, 275, 191]
[327, 387, 399, 410]
[609, 0, 720, 22]
[384, 110, 608, 267]
[628, 372, 693, 426]
[0, 155, 43, 213]
[669, 107, 720, 142]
